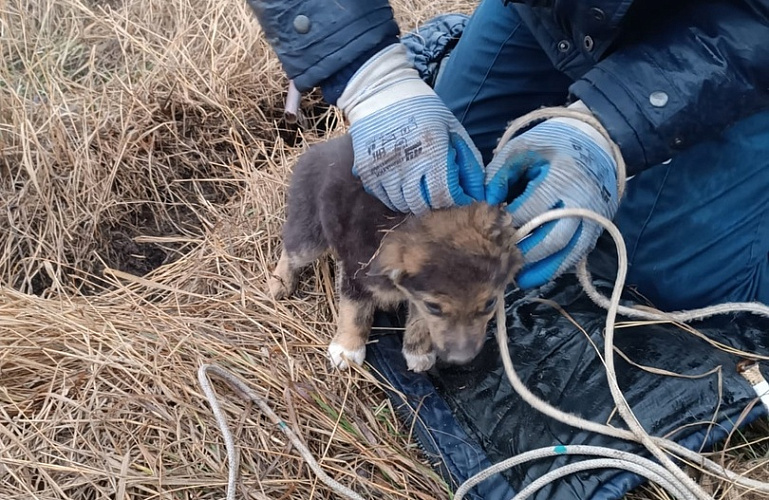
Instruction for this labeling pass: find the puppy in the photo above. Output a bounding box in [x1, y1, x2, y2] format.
[269, 134, 523, 372]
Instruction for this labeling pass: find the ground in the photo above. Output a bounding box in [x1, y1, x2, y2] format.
[1, 0, 768, 499]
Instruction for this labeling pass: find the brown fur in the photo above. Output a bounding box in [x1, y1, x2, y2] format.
[269, 134, 523, 371]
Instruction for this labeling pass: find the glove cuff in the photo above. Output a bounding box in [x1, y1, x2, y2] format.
[549, 100, 613, 159]
[337, 43, 434, 123]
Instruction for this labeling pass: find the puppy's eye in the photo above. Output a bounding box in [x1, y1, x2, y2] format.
[483, 297, 498, 313]
[423, 301, 443, 316]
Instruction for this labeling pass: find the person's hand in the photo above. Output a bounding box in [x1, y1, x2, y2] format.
[485, 102, 620, 289]
[337, 44, 484, 215]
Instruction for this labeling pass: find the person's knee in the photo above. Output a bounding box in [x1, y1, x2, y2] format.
[613, 110, 769, 309]
[433, 0, 571, 161]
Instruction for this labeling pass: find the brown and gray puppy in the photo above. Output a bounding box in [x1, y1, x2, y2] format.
[269, 134, 523, 372]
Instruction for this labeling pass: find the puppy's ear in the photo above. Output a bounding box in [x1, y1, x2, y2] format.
[493, 209, 519, 248]
[474, 203, 518, 248]
[368, 234, 407, 283]
[486, 206, 525, 279]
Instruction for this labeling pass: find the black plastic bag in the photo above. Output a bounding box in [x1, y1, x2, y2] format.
[367, 270, 769, 499]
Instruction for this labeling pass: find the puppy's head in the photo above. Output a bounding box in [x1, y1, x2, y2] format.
[371, 202, 523, 365]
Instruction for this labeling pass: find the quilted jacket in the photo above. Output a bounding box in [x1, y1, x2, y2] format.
[246, 0, 769, 174]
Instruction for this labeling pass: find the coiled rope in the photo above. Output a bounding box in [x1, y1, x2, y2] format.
[199, 106, 769, 500]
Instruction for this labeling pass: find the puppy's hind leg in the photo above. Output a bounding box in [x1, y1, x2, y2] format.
[268, 247, 325, 299]
[403, 303, 436, 372]
[268, 216, 327, 299]
[328, 269, 375, 369]
[267, 239, 327, 299]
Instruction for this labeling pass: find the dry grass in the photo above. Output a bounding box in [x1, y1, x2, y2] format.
[0, 0, 468, 498]
[1, 0, 767, 499]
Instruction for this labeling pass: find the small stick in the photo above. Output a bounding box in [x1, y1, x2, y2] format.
[737, 359, 769, 412]
[284, 80, 301, 124]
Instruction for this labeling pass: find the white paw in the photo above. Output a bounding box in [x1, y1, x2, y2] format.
[328, 342, 366, 369]
[404, 350, 436, 372]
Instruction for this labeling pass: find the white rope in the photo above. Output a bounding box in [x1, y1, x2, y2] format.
[468, 209, 715, 500]
[198, 106, 769, 500]
[515, 459, 691, 500]
[575, 259, 769, 322]
[453, 106, 769, 499]
[197, 364, 366, 500]
[453, 444, 697, 500]
[450, 207, 769, 500]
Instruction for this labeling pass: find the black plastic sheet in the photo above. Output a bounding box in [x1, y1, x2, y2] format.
[367, 268, 769, 499]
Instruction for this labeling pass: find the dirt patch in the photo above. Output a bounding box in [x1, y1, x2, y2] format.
[2, 87, 332, 296]
[100, 209, 184, 277]
[86, 93, 334, 285]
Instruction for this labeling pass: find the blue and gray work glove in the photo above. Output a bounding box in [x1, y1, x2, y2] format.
[337, 43, 485, 215]
[485, 101, 620, 289]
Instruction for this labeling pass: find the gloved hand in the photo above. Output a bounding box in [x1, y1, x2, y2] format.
[485, 102, 620, 289]
[337, 43, 485, 215]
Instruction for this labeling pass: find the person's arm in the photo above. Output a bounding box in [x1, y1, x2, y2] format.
[245, 1, 486, 215]
[244, 0, 398, 103]
[570, 0, 769, 175]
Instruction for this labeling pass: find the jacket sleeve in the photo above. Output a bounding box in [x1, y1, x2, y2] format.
[245, 0, 399, 100]
[569, 1, 769, 175]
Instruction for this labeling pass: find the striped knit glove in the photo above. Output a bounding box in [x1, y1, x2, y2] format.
[485, 102, 620, 289]
[337, 43, 485, 215]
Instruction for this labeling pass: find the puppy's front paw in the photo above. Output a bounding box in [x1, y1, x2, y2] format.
[328, 341, 366, 369]
[403, 349, 436, 372]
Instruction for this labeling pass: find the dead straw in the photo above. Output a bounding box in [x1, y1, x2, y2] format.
[1, 0, 766, 499]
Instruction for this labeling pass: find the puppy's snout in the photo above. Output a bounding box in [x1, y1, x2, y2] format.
[436, 332, 485, 365]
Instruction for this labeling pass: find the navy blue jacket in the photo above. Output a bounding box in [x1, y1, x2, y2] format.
[246, 0, 769, 174]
